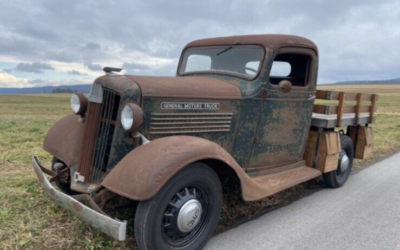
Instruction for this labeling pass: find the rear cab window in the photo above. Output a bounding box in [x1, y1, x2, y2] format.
[269, 53, 311, 87]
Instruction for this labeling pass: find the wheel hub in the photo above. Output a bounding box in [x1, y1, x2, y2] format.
[163, 187, 205, 239]
[177, 199, 202, 233]
[340, 152, 350, 172]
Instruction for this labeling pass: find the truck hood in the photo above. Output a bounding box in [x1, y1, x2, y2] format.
[125, 75, 242, 100]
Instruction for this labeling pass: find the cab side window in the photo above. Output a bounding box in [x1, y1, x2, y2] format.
[269, 53, 311, 87]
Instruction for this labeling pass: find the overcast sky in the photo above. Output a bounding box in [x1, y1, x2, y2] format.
[0, 0, 399, 88]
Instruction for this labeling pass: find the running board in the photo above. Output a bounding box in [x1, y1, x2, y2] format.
[241, 166, 321, 201]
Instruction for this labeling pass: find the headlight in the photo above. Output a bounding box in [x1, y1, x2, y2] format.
[121, 103, 143, 133]
[121, 105, 134, 130]
[70, 93, 88, 115]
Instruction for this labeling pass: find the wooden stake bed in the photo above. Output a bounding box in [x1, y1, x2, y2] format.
[311, 90, 379, 128]
[311, 113, 375, 128]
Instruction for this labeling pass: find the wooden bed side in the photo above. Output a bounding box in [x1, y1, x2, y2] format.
[309, 90, 378, 165]
[313, 90, 379, 127]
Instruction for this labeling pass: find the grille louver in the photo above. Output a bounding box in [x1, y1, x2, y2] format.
[150, 113, 233, 134]
[89, 88, 120, 181]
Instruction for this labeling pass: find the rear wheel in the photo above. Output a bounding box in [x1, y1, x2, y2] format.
[134, 163, 222, 250]
[323, 135, 354, 188]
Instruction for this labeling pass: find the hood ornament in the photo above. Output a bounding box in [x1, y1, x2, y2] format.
[103, 67, 122, 75]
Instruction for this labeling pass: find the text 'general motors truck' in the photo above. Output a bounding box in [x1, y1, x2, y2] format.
[32, 34, 378, 250]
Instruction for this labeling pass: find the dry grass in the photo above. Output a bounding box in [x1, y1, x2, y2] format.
[318, 84, 400, 164]
[1, 84, 399, 249]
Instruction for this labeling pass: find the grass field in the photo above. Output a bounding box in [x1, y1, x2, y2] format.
[1, 84, 400, 250]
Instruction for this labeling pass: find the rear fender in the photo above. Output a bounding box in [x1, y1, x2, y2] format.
[102, 136, 253, 201]
[43, 114, 84, 167]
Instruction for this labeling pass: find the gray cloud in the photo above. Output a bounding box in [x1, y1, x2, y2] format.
[27, 78, 92, 87]
[46, 50, 78, 63]
[28, 79, 47, 84]
[84, 62, 103, 71]
[0, 0, 399, 83]
[125, 63, 176, 76]
[123, 62, 150, 70]
[84, 42, 101, 51]
[68, 70, 87, 76]
[14, 62, 54, 74]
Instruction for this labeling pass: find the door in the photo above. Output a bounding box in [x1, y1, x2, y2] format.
[247, 48, 317, 170]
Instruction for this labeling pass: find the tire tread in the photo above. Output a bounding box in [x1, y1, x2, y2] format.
[323, 135, 354, 188]
[134, 163, 222, 250]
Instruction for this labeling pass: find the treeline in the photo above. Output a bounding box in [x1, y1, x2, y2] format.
[48, 88, 78, 93]
[325, 81, 400, 86]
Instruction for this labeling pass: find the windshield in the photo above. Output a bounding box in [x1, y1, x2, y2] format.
[179, 46, 265, 79]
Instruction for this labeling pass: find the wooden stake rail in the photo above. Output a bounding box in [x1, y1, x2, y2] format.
[313, 90, 379, 126]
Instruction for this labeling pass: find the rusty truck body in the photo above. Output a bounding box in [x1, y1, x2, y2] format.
[32, 34, 378, 250]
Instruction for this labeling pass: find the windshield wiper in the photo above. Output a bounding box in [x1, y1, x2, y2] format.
[216, 41, 241, 56]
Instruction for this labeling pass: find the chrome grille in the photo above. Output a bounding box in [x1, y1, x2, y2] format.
[89, 82, 103, 103]
[150, 113, 232, 134]
[90, 88, 120, 181]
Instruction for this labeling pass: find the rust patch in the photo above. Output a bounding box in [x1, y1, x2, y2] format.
[43, 114, 84, 167]
[261, 89, 268, 100]
[101, 135, 317, 202]
[249, 99, 313, 169]
[94, 75, 141, 97]
[78, 102, 101, 179]
[126, 75, 242, 100]
[49, 188, 56, 196]
[72, 200, 84, 212]
[102, 136, 248, 201]
[124, 137, 134, 145]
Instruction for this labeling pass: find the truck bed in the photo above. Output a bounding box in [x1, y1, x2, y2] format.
[311, 113, 375, 128]
[311, 90, 378, 128]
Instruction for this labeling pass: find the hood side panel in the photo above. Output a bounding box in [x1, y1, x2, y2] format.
[126, 75, 242, 100]
[141, 97, 241, 154]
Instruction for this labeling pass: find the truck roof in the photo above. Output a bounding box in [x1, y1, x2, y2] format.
[184, 34, 318, 54]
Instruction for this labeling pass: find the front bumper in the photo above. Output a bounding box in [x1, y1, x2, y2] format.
[31, 156, 127, 241]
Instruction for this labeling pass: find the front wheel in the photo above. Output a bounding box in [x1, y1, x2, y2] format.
[134, 163, 222, 250]
[323, 135, 354, 188]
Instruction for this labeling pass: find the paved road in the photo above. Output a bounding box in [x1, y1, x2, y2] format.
[206, 152, 400, 250]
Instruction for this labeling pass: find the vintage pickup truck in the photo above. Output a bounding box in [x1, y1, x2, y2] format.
[32, 34, 378, 250]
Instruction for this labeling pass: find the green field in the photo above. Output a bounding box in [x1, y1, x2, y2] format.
[1, 85, 400, 249]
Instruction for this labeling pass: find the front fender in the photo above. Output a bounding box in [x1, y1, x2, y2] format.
[102, 136, 248, 201]
[43, 114, 84, 167]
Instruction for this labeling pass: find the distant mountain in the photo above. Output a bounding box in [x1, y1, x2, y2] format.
[334, 77, 400, 85]
[0, 84, 91, 95]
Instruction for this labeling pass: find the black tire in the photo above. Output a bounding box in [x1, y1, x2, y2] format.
[134, 163, 222, 250]
[323, 135, 354, 188]
[51, 157, 77, 195]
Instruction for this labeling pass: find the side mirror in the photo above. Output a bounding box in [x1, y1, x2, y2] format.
[278, 80, 292, 93]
